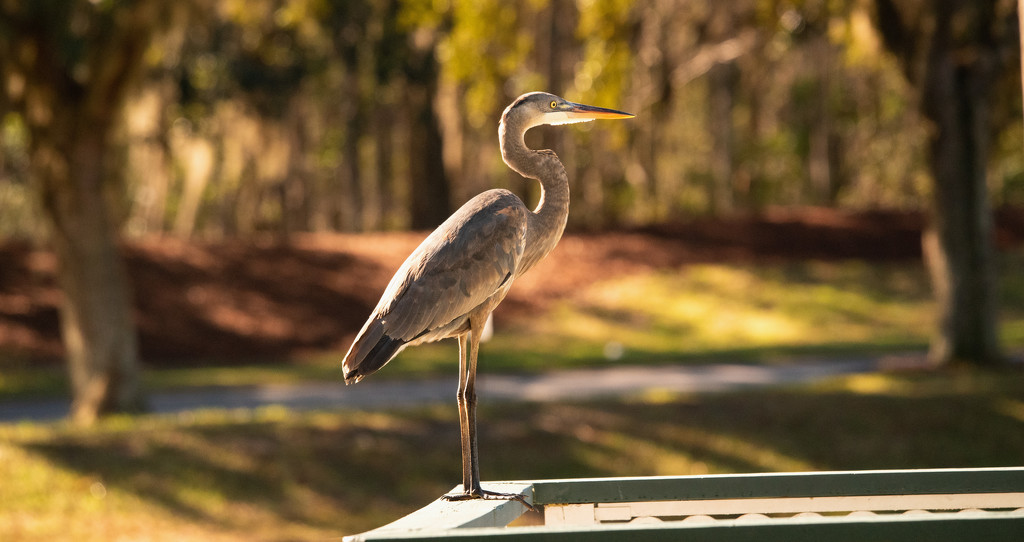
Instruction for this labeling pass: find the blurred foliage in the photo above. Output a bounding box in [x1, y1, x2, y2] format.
[0, 0, 1021, 238]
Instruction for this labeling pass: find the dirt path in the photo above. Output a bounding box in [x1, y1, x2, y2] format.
[0, 356, 925, 423]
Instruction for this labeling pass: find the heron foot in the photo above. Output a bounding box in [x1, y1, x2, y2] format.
[442, 488, 536, 512]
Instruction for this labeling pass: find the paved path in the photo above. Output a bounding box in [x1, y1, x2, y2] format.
[0, 358, 908, 423]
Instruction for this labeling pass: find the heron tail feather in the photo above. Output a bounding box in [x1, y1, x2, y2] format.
[343, 322, 406, 384]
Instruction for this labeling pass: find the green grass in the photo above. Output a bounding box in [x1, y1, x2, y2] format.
[1, 369, 1022, 540]
[4, 255, 1024, 397]
[486, 261, 935, 368]
[392, 255, 1024, 374]
[0, 359, 348, 399]
[4, 247, 1024, 539]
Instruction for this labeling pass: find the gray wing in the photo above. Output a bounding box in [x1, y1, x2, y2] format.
[343, 189, 528, 383]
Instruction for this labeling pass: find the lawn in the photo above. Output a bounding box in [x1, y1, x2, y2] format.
[2, 250, 1023, 540]
[350, 253, 1024, 376]
[3, 251, 1024, 396]
[1, 369, 1022, 541]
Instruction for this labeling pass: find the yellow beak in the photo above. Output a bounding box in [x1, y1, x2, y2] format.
[565, 102, 635, 120]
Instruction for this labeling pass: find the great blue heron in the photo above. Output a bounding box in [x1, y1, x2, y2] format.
[342, 92, 633, 502]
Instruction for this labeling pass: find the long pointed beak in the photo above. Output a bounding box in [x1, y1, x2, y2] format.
[565, 102, 634, 121]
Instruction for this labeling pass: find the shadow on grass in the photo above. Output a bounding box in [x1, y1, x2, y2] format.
[480, 371, 1024, 482]
[16, 370, 1024, 537]
[21, 410, 464, 534]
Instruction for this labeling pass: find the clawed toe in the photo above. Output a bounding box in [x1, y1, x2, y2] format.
[441, 491, 477, 502]
[442, 488, 536, 512]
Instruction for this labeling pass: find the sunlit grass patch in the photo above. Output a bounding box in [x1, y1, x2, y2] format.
[0, 365, 67, 398]
[143, 361, 344, 390]
[1000, 251, 1024, 314]
[1005, 320, 1024, 348]
[809, 366, 1024, 398]
[489, 261, 938, 367]
[997, 399, 1024, 423]
[314, 258, 1024, 375]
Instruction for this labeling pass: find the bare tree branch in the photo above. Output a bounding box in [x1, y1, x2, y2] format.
[671, 29, 759, 88]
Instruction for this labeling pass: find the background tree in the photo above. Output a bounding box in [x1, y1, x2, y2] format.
[0, 0, 184, 423]
[873, 0, 1019, 366]
[4, 1, 1021, 240]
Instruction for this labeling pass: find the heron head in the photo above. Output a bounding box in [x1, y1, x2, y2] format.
[502, 92, 634, 132]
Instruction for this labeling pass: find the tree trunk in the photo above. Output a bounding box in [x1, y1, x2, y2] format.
[1, 0, 167, 423]
[806, 32, 842, 205]
[707, 61, 738, 215]
[873, 0, 1008, 367]
[1019, 0, 1024, 124]
[35, 124, 143, 424]
[406, 40, 451, 229]
[920, 15, 1001, 365]
[338, 72, 365, 232]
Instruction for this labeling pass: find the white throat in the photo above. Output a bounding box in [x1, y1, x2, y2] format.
[525, 112, 596, 130]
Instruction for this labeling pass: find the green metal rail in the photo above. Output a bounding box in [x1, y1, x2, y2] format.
[344, 467, 1024, 541]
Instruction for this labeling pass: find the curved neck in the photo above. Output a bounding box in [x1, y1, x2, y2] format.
[499, 120, 569, 275]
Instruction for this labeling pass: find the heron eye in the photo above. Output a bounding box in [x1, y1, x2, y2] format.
[550, 100, 557, 109]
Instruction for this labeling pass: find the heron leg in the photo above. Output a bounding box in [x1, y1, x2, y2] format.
[456, 333, 473, 493]
[444, 329, 481, 498]
[464, 324, 482, 494]
[442, 322, 535, 510]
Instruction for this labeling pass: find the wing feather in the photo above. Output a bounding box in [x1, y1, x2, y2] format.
[342, 190, 527, 383]
[383, 190, 527, 339]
